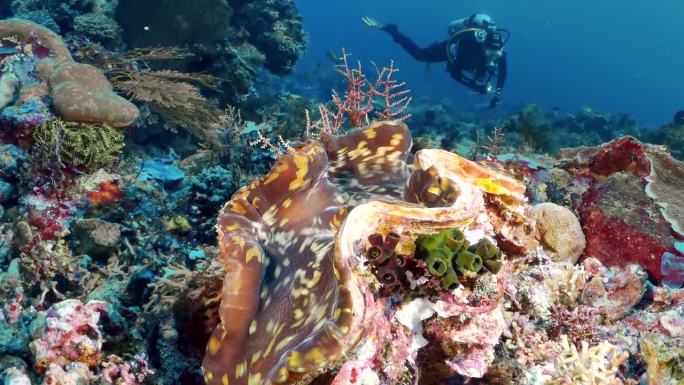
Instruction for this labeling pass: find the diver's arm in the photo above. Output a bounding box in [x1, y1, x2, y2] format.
[382, 24, 448, 63]
[495, 52, 507, 92]
[451, 65, 487, 94]
[488, 53, 507, 108]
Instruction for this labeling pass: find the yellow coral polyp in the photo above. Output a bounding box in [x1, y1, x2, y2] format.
[165, 216, 192, 232]
[473, 178, 512, 195]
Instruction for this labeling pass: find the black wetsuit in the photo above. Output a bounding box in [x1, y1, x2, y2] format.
[383, 24, 507, 95]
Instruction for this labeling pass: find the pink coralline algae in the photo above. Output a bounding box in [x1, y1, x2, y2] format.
[29, 299, 106, 373]
[43, 362, 95, 385]
[554, 137, 684, 285]
[580, 257, 647, 321]
[2, 288, 24, 324]
[101, 354, 155, 385]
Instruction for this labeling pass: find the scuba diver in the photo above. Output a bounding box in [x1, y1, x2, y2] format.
[675, 110, 684, 125]
[362, 14, 509, 108]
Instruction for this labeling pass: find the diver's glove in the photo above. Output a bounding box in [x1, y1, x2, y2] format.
[362, 16, 383, 29]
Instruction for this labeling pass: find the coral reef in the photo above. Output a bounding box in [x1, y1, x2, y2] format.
[198, 118, 684, 385]
[503, 104, 551, 151]
[650, 119, 684, 160]
[116, 0, 231, 52]
[183, 165, 238, 242]
[203, 120, 539, 385]
[0, 10, 681, 384]
[72, 12, 122, 47]
[230, 0, 307, 74]
[115, 0, 307, 105]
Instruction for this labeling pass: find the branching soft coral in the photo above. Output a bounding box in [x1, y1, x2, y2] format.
[110, 67, 224, 146]
[77, 45, 226, 147]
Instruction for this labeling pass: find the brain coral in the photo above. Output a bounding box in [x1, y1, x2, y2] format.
[48, 61, 139, 127]
[0, 19, 139, 127]
[203, 121, 534, 385]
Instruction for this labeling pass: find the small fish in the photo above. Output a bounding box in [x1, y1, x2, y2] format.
[326, 51, 341, 62]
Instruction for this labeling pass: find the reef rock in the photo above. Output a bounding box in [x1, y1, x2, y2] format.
[29, 299, 106, 373]
[580, 258, 647, 320]
[556, 137, 684, 284]
[1, 367, 32, 385]
[71, 219, 121, 259]
[43, 362, 95, 385]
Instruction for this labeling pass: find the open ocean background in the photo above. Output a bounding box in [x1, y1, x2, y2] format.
[294, 0, 684, 125]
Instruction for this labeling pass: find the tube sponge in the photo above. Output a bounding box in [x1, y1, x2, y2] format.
[415, 229, 503, 290]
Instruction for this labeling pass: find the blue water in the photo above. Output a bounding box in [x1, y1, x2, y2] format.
[295, 0, 684, 125]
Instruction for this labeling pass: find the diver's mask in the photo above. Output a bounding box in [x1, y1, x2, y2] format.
[484, 29, 504, 50]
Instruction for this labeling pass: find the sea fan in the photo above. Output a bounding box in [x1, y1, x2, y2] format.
[110, 68, 225, 147]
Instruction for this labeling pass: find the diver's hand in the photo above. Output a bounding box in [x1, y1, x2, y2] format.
[472, 84, 487, 95]
[361, 16, 384, 29]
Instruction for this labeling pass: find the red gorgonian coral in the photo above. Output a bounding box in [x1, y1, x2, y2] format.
[307, 50, 412, 136]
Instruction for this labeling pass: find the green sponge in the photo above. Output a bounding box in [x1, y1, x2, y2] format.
[415, 229, 503, 290]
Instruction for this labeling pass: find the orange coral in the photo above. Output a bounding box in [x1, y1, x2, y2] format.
[86, 181, 124, 206]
